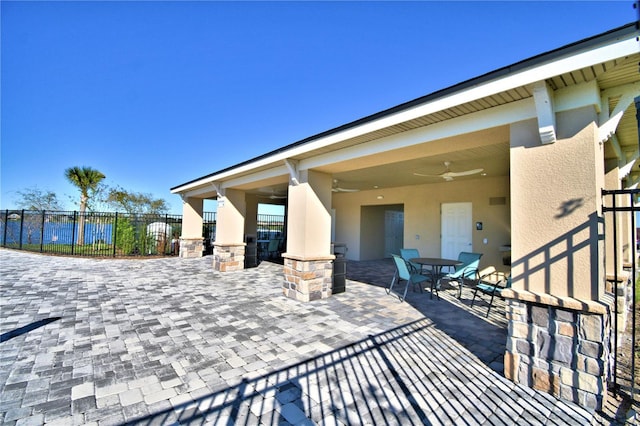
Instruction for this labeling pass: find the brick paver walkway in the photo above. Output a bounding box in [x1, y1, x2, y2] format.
[0, 249, 599, 424]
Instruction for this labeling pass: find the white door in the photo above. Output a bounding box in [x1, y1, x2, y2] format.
[441, 202, 472, 259]
[384, 210, 404, 257]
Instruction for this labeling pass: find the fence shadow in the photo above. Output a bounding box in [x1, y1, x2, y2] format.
[346, 258, 509, 372]
[125, 318, 589, 425]
[0, 317, 61, 343]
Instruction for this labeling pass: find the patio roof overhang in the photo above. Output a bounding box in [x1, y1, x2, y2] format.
[171, 23, 640, 200]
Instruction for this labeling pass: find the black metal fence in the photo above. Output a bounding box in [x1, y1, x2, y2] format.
[602, 189, 638, 402]
[0, 209, 286, 259]
[256, 213, 286, 259]
[203, 211, 217, 255]
[257, 213, 285, 241]
[1, 210, 183, 257]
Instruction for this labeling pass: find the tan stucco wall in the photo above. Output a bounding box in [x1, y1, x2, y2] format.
[245, 194, 259, 238]
[510, 106, 603, 300]
[285, 170, 333, 259]
[181, 197, 203, 238]
[360, 205, 404, 259]
[215, 188, 246, 245]
[331, 175, 511, 271]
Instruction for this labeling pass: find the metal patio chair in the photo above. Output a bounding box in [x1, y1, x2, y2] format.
[400, 248, 422, 273]
[440, 251, 483, 298]
[471, 267, 512, 317]
[388, 254, 431, 302]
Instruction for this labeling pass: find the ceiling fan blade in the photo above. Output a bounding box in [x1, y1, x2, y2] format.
[412, 172, 441, 178]
[258, 194, 287, 199]
[446, 168, 484, 177]
[332, 179, 359, 192]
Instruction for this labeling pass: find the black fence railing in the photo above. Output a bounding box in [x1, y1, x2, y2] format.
[1, 210, 284, 259]
[1, 210, 183, 257]
[203, 211, 217, 255]
[256, 213, 286, 260]
[602, 189, 638, 403]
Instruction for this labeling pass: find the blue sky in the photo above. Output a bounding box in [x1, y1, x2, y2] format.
[1, 1, 635, 215]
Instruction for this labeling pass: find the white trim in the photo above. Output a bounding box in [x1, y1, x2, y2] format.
[171, 36, 638, 194]
[285, 159, 300, 185]
[533, 81, 556, 144]
[301, 98, 536, 170]
[599, 85, 640, 143]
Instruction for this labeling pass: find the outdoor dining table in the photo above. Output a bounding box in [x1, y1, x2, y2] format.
[410, 257, 462, 299]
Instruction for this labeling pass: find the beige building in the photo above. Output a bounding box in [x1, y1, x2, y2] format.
[172, 24, 639, 410]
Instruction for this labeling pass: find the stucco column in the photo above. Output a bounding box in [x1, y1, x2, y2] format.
[505, 105, 612, 410]
[510, 106, 604, 300]
[179, 197, 204, 258]
[213, 188, 246, 272]
[282, 170, 335, 301]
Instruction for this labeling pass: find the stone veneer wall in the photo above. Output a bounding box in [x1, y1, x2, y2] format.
[283, 257, 333, 302]
[504, 300, 611, 411]
[213, 244, 245, 272]
[179, 237, 204, 258]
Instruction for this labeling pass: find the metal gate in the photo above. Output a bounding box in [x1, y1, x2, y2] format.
[602, 188, 639, 402]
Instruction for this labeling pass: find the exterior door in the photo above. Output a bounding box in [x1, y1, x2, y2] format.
[441, 202, 472, 259]
[384, 210, 404, 257]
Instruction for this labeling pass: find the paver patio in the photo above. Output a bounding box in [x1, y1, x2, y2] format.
[0, 249, 620, 425]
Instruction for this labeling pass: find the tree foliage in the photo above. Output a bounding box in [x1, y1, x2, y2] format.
[64, 166, 106, 245]
[15, 187, 63, 211]
[64, 166, 106, 213]
[106, 186, 169, 215]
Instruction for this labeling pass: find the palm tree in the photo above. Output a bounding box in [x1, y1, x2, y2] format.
[65, 166, 105, 245]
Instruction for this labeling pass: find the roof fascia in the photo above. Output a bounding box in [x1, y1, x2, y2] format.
[171, 23, 639, 194]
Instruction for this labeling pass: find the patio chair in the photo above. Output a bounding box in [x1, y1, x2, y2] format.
[389, 254, 431, 302]
[471, 267, 512, 317]
[267, 239, 281, 259]
[440, 251, 483, 298]
[400, 248, 422, 273]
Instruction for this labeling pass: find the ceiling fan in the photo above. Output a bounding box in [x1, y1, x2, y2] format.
[332, 179, 359, 193]
[257, 188, 287, 199]
[413, 161, 484, 181]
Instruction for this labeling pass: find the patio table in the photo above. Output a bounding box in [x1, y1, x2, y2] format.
[410, 257, 462, 299]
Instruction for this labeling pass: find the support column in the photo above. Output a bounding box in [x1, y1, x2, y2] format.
[282, 170, 334, 302]
[506, 105, 612, 410]
[179, 197, 204, 258]
[213, 188, 246, 272]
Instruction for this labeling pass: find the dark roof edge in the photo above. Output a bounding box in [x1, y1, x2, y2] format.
[172, 22, 638, 192]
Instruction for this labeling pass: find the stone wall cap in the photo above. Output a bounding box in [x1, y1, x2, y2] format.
[282, 253, 336, 261]
[502, 288, 610, 314]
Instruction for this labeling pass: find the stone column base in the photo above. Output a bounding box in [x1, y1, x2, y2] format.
[282, 255, 334, 302]
[503, 295, 611, 411]
[179, 237, 204, 258]
[213, 244, 245, 272]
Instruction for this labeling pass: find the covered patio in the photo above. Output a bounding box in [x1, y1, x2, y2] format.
[1, 249, 623, 424]
[171, 23, 639, 411]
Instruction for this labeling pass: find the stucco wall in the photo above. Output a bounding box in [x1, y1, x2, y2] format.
[359, 205, 386, 260]
[331, 175, 511, 271]
[510, 106, 602, 300]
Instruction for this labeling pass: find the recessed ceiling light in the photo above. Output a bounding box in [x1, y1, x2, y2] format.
[377, 195, 384, 200]
[373, 185, 379, 189]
